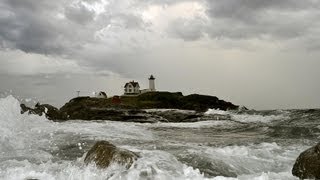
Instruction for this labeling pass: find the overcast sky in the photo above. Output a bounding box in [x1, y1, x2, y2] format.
[1, 0, 320, 110]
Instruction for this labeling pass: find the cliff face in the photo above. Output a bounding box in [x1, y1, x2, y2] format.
[21, 92, 240, 122]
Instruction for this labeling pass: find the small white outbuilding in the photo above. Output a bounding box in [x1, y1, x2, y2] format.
[95, 91, 107, 98]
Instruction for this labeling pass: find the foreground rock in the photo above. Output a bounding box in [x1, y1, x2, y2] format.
[292, 143, 320, 179]
[84, 141, 138, 169]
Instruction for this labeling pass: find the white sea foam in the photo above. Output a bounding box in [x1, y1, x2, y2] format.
[0, 96, 55, 162]
[145, 109, 196, 113]
[198, 142, 303, 179]
[205, 109, 288, 123]
[205, 109, 230, 115]
[55, 120, 154, 141]
[231, 114, 287, 123]
[149, 120, 236, 129]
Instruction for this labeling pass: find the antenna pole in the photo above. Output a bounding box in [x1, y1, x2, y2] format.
[76, 91, 80, 97]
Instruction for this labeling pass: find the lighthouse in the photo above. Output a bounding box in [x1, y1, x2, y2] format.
[149, 75, 156, 91]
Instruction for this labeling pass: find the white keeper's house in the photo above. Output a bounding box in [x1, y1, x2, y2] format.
[124, 81, 140, 95]
[124, 75, 156, 95]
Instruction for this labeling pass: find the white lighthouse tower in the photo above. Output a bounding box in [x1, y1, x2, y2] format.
[149, 75, 156, 91]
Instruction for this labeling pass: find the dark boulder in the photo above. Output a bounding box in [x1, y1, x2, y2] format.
[292, 143, 320, 179]
[84, 141, 138, 169]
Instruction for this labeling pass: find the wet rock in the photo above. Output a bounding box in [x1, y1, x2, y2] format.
[181, 94, 239, 111]
[37, 104, 65, 120]
[84, 141, 138, 169]
[120, 114, 158, 123]
[148, 110, 202, 122]
[178, 153, 237, 178]
[20, 104, 32, 114]
[20, 103, 65, 121]
[137, 92, 238, 112]
[292, 143, 320, 179]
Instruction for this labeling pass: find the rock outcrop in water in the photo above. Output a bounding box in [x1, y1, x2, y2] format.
[20, 92, 239, 122]
[20, 103, 64, 121]
[84, 141, 138, 169]
[292, 143, 320, 179]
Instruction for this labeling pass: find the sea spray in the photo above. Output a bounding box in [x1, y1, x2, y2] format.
[205, 108, 289, 123]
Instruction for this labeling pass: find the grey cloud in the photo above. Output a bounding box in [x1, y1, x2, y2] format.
[167, 17, 207, 41]
[0, 0, 148, 57]
[1, 0, 320, 56]
[204, 0, 320, 41]
[205, 16, 310, 41]
[65, 3, 95, 25]
[161, 0, 320, 51]
[0, 0, 156, 79]
[0, 0, 71, 54]
[116, 14, 146, 29]
[5, 0, 63, 13]
[1, 0, 320, 79]
[134, 0, 194, 6]
[96, 12, 146, 31]
[205, 0, 320, 20]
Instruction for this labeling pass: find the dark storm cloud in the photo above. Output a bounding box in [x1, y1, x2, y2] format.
[205, 0, 319, 19]
[0, 15, 65, 54]
[165, 0, 320, 46]
[206, 0, 320, 41]
[5, 0, 63, 12]
[204, 0, 320, 39]
[0, 0, 147, 57]
[1, 0, 319, 56]
[65, 3, 95, 25]
[0, 0, 71, 54]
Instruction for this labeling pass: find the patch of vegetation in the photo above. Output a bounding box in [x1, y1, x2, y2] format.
[60, 91, 238, 113]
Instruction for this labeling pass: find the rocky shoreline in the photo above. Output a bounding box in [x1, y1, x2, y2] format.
[20, 91, 240, 123]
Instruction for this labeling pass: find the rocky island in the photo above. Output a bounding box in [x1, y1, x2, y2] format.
[20, 91, 240, 123]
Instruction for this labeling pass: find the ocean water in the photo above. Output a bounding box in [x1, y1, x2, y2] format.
[0, 95, 319, 180]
